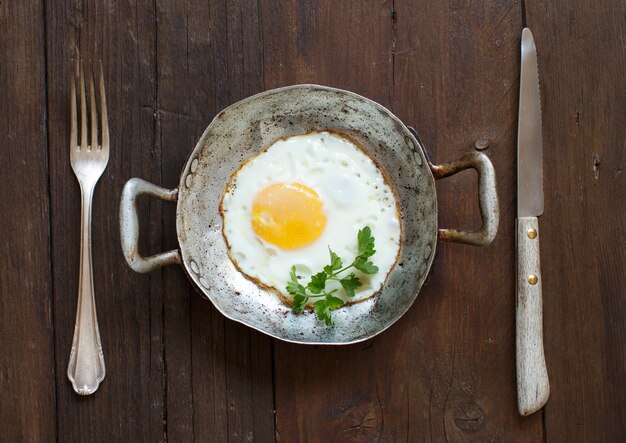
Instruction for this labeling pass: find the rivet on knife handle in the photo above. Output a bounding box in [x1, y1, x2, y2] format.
[516, 217, 550, 415]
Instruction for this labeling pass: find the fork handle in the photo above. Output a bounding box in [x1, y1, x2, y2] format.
[67, 183, 106, 395]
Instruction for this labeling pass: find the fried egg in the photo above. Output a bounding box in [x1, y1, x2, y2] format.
[220, 131, 401, 305]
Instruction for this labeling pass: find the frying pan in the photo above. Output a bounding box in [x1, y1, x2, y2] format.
[120, 85, 499, 344]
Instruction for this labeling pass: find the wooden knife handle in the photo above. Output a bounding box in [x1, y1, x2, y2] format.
[516, 216, 550, 415]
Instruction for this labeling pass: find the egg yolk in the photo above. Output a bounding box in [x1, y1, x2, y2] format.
[251, 182, 326, 249]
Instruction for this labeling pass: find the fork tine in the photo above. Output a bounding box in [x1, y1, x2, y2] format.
[70, 62, 77, 150]
[79, 59, 88, 149]
[99, 60, 109, 150]
[89, 62, 98, 149]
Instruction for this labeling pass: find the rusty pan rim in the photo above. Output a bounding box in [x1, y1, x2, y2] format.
[120, 84, 497, 343]
[173, 84, 439, 344]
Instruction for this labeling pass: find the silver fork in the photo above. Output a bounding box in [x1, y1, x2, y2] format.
[67, 59, 108, 395]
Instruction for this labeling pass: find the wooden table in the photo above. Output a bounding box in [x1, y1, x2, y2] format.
[2, 1, 624, 441]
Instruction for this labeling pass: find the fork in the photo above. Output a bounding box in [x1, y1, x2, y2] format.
[67, 59, 108, 395]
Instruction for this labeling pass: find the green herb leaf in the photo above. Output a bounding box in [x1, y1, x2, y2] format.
[354, 257, 379, 274]
[286, 280, 305, 296]
[286, 266, 306, 296]
[325, 294, 344, 310]
[289, 266, 299, 284]
[313, 300, 332, 325]
[313, 295, 345, 325]
[323, 248, 343, 275]
[357, 226, 376, 258]
[339, 273, 362, 297]
[307, 272, 328, 294]
[291, 293, 308, 314]
[286, 227, 380, 325]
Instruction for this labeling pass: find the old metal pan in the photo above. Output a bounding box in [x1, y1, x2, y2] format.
[120, 85, 499, 344]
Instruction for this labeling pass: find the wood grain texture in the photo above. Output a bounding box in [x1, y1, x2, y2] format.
[389, 4, 532, 439]
[267, 0, 541, 441]
[516, 216, 549, 416]
[45, 0, 164, 440]
[1, 0, 624, 441]
[156, 0, 275, 441]
[0, 1, 57, 441]
[525, 0, 626, 440]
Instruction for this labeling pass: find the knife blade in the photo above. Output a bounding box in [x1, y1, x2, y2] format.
[516, 27, 550, 416]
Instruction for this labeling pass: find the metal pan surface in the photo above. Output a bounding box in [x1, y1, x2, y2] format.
[120, 85, 498, 344]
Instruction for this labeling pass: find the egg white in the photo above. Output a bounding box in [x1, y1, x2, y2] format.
[220, 131, 401, 305]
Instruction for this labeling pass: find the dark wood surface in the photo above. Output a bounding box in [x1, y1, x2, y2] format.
[1, 0, 623, 441]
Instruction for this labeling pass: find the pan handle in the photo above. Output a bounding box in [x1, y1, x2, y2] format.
[119, 178, 181, 273]
[430, 152, 499, 246]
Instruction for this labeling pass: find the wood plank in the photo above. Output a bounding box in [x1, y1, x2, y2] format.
[22, 1, 622, 441]
[44, 1, 164, 440]
[261, 0, 393, 106]
[0, 1, 57, 440]
[525, 1, 626, 440]
[391, 1, 540, 441]
[267, 0, 542, 441]
[155, 0, 275, 441]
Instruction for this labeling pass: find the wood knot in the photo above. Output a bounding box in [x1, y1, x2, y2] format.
[334, 398, 382, 439]
[453, 400, 486, 433]
[592, 153, 601, 180]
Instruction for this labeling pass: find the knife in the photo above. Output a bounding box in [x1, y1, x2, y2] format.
[516, 27, 550, 416]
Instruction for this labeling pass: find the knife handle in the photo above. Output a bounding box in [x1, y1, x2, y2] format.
[516, 216, 550, 415]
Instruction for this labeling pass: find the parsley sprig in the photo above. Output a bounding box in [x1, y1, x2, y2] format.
[286, 226, 379, 325]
